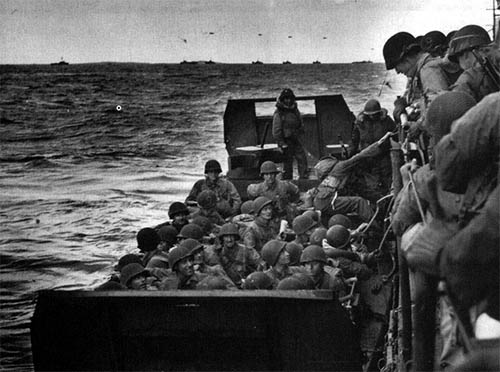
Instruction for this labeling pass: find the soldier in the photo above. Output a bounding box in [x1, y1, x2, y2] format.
[177, 223, 204, 243]
[242, 196, 277, 253]
[231, 199, 255, 236]
[215, 223, 262, 287]
[186, 159, 242, 218]
[261, 240, 303, 288]
[120, 263, 158, 290]
[136, 227, 168, 270]
[247, 161, 300, 223]
[291, 214, 317, 248]
[241, 271, 274, 290]
[160, 243, 206, 290]
[191, 190, 225, 227]
[272, 88, 308, 179]
[157, 201, 189, 233]
[448, 24, 500, 103]
[300, 245, 345, 292]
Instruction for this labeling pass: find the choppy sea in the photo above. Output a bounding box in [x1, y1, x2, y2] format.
[0, 62, 405, 371]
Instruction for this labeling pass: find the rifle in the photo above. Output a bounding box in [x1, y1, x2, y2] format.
[472, 49, 500, 90]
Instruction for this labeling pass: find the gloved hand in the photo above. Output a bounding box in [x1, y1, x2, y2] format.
[393, 97, 408, 123]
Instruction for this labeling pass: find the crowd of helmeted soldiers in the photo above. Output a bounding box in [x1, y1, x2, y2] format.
[97, 24, 499, 372]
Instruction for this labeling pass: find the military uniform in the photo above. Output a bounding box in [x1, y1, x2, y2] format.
[186, 177, 242, 218]
[242, 216, 277, 253]
[215, 243, 262, 286]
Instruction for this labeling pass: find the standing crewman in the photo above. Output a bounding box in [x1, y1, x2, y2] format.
[272, 88, 308, 180]
[247, 161, 300, 223]
[448, 24, 500, 103]
[186, 159, 241, 219]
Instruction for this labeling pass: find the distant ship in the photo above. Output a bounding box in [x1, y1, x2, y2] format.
[180, 60, 198, 65]
[282, 61, 292, 64]
[351, 60, 373, 64]
[205, 60, 215, 64]
[50, 58, 69, 66]
[312, 60, 321, 64]
[251, 60, 263, 65]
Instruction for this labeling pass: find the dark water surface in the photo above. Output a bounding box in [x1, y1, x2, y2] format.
[0, 62, 405, 370]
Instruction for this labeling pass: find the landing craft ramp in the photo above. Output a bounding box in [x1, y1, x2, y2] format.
[31, 290, 361, 371]
[223, 95, 354, 198]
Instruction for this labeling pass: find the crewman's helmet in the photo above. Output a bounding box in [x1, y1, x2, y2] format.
[168, 202, 189, 219]
[285, 242, 303, 266]
[168, 245, 193, 271]
[253, 196, 273, 215]
[448, 25, 491, 63]
[279, 88, 296, 100]
[300, 245, 327, 264]
[420, 30, 447, 56]
[177, 223, 204, 241]
[363, 99, 382, 115]
[326, 225, 351, 249]
[261, 240, 287, 266]
[136, 227, 161, 252]
[260, 161, 279, 175]
[242, 272, 274, 289]
[218, 223, 240, 239]
[197, 190, 217, 209]
[292, 215, 317, 235]
[383, 32, 421, 70]
[309, 227, 328, 246]
[204, 159, 222, 174]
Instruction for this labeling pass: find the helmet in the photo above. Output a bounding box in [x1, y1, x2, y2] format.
[157, 225, 178, 245]
[276, 277, 306, 290]
[120, 263, 148, 286]
[253, 196, 273, 215]
[192, 216, 213, 235]
[383, 32, 421, 70]
[197, 190, 217, 209]
[326, 225, 351, 249]
[279, 88, 296, 100]
[300, 245, 327, 264]
[116, 253, 143, 272]
[168, 245, 193, 271]
[197, 276, 229, 290]
[240, 200, 255, 215]
[285, 242, 303, 266]
[363, 99, 382, 115]
[179, 238, 204, 255]
[302, 210, 319, 224]
[448, 25, 491, 63]
[168, 202, 189, 219]
[292, 215, 317, 235]
[242, 272, 273, 289]
[327, 214, 353, 229]
[290, 272, 315, 289]
[136, 227, 160, 252]
[260, 161, 279, 175]
[309, 227, 327, 246]
[177, 223, 204, 241]
[218, 223, 240, 239]
[425, 92, 476, 143]
[314, 155, 339, 180]
[261, 240, 287, 266]
[420, 30, 447, 55]
[204, 159, 222, 174]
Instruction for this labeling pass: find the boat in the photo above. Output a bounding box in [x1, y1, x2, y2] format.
[31, 290, 361, 371]
[282, 60, 292, 64]
[224, 94, 354, 199]
[312, 60, 321, 64]
[251, 60, 263, 64]
[180, 60, 198, 64]
[351, 60, 373, 64]
[50, 58, 69, 66]
[205, 60, 215, 64]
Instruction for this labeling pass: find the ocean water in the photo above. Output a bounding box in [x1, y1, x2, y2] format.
[0, 62, 405, 371]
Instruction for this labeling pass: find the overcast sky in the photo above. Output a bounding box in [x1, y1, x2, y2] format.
[0, 0, 495, 64]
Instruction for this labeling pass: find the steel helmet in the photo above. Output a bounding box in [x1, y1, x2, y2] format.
[136, 227, 161, 252]
[276, 276, 306, 290]
[290, 272, 315, 289]
[192, 216, 213, 235]
[420, 30, 447, 56]
[197, 190, 217, 209]
[309, 227, 327, 246]
[448, 25, 491, 63]
[120, 263, 148, 287]
[302, 210, 319, 224]
[285, 242, 303, 266]
[242, 271, 274, 289]
[168, 202, 189, 219]
[240, 200, 255, 215]
[292, 215, 317, 235]
[168, 245, 193, 271]
[326, 225, 351, 249]
[218, 223, 240, 239]
[363, 99, 382, 115]
[253, 196, 273, 215]
[157, 225, 178, 245]
[197, 276, 229, 290]
[261, 240, 287, 266]
[179, 238, 204, 255]
[383, 32, 421, 70]
[300, 244, 327, 264]
[260, 161, 279, 175]
[204, 159, 222, 174]
[116, 253, 143, 272]
[177, 223, 204, 241]
[327, 214, 353, 229]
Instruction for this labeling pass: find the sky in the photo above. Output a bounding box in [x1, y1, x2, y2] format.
[0, 0, 496, 64]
